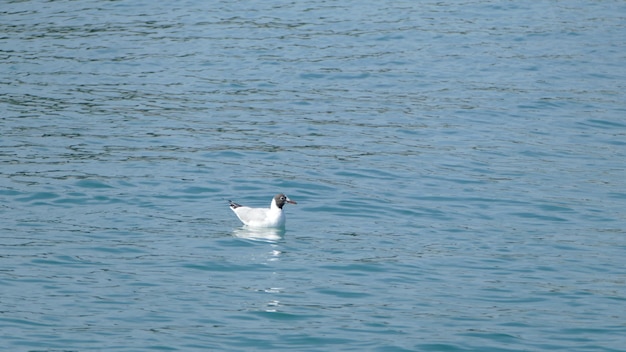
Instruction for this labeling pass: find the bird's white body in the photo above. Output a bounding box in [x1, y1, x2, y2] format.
[229, 194, 296, 228]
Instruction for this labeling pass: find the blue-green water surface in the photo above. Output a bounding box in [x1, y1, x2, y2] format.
[2, 1, 625, 351]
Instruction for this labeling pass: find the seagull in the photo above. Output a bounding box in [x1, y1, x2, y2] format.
[229, 193, 297, 228]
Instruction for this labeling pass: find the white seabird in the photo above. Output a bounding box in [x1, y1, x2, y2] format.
[229, 193, 297, 228]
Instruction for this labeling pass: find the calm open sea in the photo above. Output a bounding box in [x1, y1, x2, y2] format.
[2, 1, 625, 351]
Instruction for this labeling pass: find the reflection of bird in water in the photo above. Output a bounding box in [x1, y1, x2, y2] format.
[231, 226, 285, 242]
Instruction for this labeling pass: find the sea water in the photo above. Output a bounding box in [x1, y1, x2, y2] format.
[1, 1, 625, 351]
